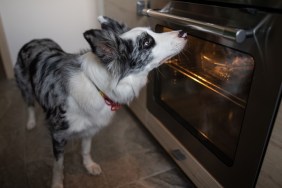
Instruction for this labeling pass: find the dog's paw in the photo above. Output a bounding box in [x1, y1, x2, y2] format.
[26, 118, 36, 130]
[85, 162, 102, 175]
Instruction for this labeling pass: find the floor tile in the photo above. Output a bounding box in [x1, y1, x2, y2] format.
[0, 80, 194, 188]
[64, 173, 109, 188]
[64, 152, 110, 188]
[0, 164, 29, 188]
[0, 130, 26, 168]
[118, 181, 147, 188]
[26, 160, 53, 188]
[140, 169, 195, 188]
[24, 123, 53, 163]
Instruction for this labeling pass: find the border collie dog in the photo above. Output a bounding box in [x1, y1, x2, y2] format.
[14, 16, 187, 188]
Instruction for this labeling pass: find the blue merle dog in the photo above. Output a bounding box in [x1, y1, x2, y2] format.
[14, 16, 187, 188]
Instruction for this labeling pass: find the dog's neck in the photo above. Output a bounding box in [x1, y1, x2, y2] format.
[81, 52, 148, 104]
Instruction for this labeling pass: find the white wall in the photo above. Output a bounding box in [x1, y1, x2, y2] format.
[0, 0, 103, 66]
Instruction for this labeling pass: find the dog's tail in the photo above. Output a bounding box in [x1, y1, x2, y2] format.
[14, 48, 35, 107]
[14, 44, 36, 130]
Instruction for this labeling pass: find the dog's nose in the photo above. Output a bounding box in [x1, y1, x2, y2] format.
[178, 30, 188, 39]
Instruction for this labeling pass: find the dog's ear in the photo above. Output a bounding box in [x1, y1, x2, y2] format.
[97, 16, 130, 35]
[84, 29, 118, 64]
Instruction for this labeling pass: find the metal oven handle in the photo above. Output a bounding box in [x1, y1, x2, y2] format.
[142, 9, 247, 43]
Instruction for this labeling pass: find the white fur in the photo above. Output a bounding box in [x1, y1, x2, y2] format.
[52, 26, 187, 188]
[121, 28, 186, 71]
[97, 16, 108, 24]
[65, 52, 149, 136]
[65, 53, 115, 136]
[51, 156, 64, 188]
[82, 137, 102, 175]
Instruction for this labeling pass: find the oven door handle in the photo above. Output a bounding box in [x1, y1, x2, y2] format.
[142, 8, 248, 43]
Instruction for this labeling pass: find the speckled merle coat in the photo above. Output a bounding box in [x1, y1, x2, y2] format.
[14, 16, 187, 188]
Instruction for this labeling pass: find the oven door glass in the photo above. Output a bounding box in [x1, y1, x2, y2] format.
[154, 26, 254, 165]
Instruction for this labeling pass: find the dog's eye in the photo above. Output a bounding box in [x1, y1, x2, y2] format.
[144, 40, 150, 47]
[143, 38, 153, 49]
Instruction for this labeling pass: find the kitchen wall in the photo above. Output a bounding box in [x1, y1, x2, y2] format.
[0, 14, 13, 79]
[0, 0, 103, 68]
[104, 0, 148, 28]
[104, 0, 170, 28]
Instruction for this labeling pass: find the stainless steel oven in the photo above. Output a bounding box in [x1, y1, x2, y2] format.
[144, 1, 282, 187]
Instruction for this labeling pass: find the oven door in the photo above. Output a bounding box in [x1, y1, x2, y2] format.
[145, 2, 282, 188]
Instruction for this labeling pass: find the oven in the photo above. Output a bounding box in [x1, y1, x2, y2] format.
[143, 1, 282, 187]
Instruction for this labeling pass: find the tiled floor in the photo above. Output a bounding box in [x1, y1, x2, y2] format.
[0, 80, 195, 188]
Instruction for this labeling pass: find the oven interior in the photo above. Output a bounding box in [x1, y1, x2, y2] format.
[153, 26, 255, 165]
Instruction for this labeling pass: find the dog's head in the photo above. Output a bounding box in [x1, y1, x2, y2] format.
[84, 16, 187, 79]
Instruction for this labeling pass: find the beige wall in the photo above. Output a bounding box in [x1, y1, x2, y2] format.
[0, 0, 103, 68]
[0, 15, 13, 79]
[104, 0, 148, 28]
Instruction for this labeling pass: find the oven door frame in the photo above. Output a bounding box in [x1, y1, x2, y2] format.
[146, 2, 282, 187]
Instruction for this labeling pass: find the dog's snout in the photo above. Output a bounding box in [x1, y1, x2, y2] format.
[178, 30, 188, 39]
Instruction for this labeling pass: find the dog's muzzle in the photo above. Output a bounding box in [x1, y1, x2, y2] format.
[178, 30, 188, 39]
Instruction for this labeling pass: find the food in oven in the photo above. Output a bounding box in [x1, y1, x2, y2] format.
[200, 43, 254, 82]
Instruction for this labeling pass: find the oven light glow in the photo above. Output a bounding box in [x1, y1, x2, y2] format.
[167, 63, 246, 108]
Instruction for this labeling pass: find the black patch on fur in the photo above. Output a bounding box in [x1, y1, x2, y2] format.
[137, 32, 155, 50]
[84, 29, 156, 79]
[84, 29, 120, 64]
[14, 38, 79, 159]
[51, 133, 67, 160]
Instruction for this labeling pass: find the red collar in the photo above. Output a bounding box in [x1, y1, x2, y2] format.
[99, 91, 122, 111]
[90, 79, 122, 111]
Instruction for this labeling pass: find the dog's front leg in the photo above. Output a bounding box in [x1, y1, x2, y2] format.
[51, 134, 66, 188]
[52, 156, 64, 188]
[81, 137, 102, 175]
